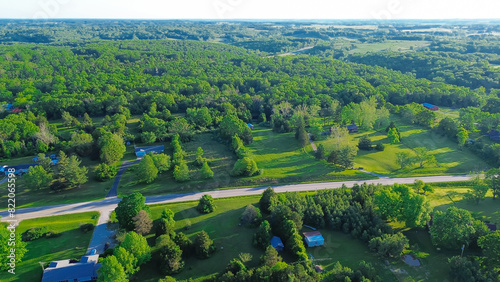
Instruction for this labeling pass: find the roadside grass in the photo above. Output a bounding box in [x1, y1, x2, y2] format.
[316, 117, 490, 177]
[0, 212, 99, 282]
[118, 127, 373, 198]
[132, 196, 263, 281]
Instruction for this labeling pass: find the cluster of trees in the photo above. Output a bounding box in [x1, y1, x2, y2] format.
[395, 147, 436, 170]
[230, 134, 259, 177]
[341, 96, 390, 130]
[24, 151, 88, 191]
[136, 153, 171, 184]
[318, 127, 358, 168]
[395, 103, 436, 128]
[171, 134, 190, 182]
[98, 231, 151, 281]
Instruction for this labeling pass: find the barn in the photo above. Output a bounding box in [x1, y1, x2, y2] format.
[346, 124, 358, 133]
[422, 103, 439, 111]
[303, 231, 325, 247]
[270, 236, 284, 251]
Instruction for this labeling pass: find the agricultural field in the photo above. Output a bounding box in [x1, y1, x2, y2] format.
[0, 212, 99, 282]
[347, 40, 431, 54]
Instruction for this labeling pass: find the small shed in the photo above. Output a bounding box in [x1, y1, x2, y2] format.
[247, 123, 254, 130]
[422, 103, 439, 111]
[303, 231, 325, 247]
[346, 124, 358, 133]
[270, 236, 284, 252]
[486, 223, 497, 232]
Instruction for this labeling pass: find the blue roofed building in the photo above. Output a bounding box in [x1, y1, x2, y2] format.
[41, 254, 101, 282]
[247, 123, 254, 130]
[422, 103, 439, 111]
[270, 236, 284, 251]
[134, 145, 165, 158]
[303, 231, 325, 247]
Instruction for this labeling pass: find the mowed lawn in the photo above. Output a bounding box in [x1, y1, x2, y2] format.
[132, 196, 264, 281]
[316, 118, 490, 177]
[0, 212, 99, 282]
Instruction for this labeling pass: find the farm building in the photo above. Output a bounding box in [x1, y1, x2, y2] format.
[270, 236, 284, 251]
[135, 145, 165, 158]
[489, 130, 500, 142]
[346, 124, 358, 133]
[303, 231, 325, 247]
[422, 103, 439, 111]
[41, 254, 101, 282]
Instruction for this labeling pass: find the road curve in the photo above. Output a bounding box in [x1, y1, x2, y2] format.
[0, 174, 472, 222]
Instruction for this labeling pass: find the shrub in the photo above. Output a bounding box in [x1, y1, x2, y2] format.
[231, 157, 258, 176]
[80, 223, 95, 233]
[358, 136, 372, 150]
[22, 227, 48, 241]
[375, 143, 385, 151]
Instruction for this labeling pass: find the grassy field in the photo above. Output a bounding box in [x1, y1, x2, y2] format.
[133, 196, 264, 281]
[315, 117, 490, 177]
[118, 127, 373, 197]
[0, 212, 99, 282]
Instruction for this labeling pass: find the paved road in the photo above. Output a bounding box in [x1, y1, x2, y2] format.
[106, 160, 140, 198]
[0, 174, 472, 222]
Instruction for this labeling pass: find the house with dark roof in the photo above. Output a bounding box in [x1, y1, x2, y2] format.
[303, 231, 325, 247]
[422, 103, 439, 111]
[134, 145, 165, 158]
[346, 124, 358, 133]
[41, 254, 101, 282]
[489, 130, 500, 142]
[270, 236, 284, 251]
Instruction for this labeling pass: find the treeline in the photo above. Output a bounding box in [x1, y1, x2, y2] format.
[347, 51, 500, 91]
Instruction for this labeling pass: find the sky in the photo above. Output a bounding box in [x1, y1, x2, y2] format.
[1, 0, 500, 20]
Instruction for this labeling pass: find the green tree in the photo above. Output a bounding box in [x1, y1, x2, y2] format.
[430, 207, 482, 249]
[94, 163, 118, 181]
[194, 230, 215, 259]
[121, 231, 151, 266]
[413, 147, 434, 168]
[396, 152, 413, 169]
[136, 155, 158, 184]
[24, 165, 52, 190]
[448, 256, 484, 282]
[477, 231, 500, 270]
[485, 168, 500, 199]
[231, 157, 258, 176]
[357, 136, 372, 150]
[368, 233, 409, 258]
[200, 161, 214, 179]
[114, 246, 139, 276]
[457, 126, 469, 147]
[151, 153, 171, 173]
[253, 220, 272, 250]
[71, 131, 94, 157]
[156, 208, 176, 237]
[220, 114, 253, 144]
[259, 187, 276, 214]
[465, 177, 489, 204]
[197, 195, 216, 214]
[261, 245, 282, 267]
[159, 239, 184, 275]
[0, 221, 27, 271]
[115, 192, 150, 231]
[173, 162, 189, 182]
[59, 155, 88, 188]
[195, 147, 205, 166]
[132, 210, 153, 235]
[173, 232, 193, 257]
[140, 131, 156, 144]
[295, 115, 308, 148]
[315, 144, 325, 160]
[97, 255, 128, 282]
[387, 127, 400, 144]
[241, 204, 262, 226]
[99, 133, 126, 165]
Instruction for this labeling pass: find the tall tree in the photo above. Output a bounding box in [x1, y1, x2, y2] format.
[477, 231, 500, 270]
[387, 128, 400, 144]
[261, 245, 282, 267]
[173, 162, 189, 182]
[114, 246, 139, 276]
[59, 155, 88, 188]
[115, 192, 150, 231]
[24, 165, 52, 190]
[194, 231, 215, 259]
[197, 195, 216, 214]
[259, 187, 276, 214]
[485, 168, 500, 199]
[159, 240, 184, 275]
[396, 152, 413, 169]
[97, 255, 128, 282]
[136, 155, 158, 184]
[294, 115, 308, 148]
[457, 126, 469, 147]
[200, 161, 214, 179]
[121, 231, 152, 266]
[99, 132, 126, 165]
[0, 221, 27, 271]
